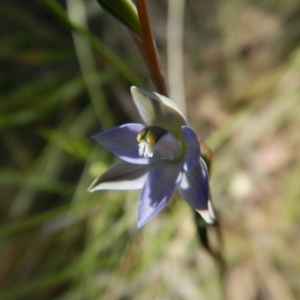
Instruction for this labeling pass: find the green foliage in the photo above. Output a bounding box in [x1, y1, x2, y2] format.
[96, 0, 142, 36]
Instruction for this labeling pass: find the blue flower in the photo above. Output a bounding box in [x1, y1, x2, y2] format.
[88, 86, 216, 228]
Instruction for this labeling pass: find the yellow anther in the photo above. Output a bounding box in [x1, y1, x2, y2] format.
[145, 131, 157, 147]
[137, 126, 181, 160]
[137, 127, 149, 143]
[137, 126, 168, 146]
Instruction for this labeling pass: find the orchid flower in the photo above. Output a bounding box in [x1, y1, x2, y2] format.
[88, 87, 216, 228]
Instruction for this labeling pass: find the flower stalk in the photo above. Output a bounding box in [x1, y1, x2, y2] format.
[135, 0, 168, 95]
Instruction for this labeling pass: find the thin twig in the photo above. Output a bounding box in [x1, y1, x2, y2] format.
[198, 146, 227, 299]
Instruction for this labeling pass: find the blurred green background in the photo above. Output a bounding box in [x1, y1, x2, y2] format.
[1, 0, 300, 299]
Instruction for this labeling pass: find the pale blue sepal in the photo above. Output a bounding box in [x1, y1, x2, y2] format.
[181, 126, 200, 171]
[88, 160, 153, 191]
[179, 158, 209, 210]
[93, 123, 157, 165]
[179, 158, 216, 224]
[137, 161, 182, 228]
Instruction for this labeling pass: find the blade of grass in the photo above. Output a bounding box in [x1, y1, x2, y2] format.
[167, 0, 186, 114]
[38, 0, 144, 87]
[66, 0, 114, 127]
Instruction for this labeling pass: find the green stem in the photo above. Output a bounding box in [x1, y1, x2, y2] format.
[135, 0, 168, 95]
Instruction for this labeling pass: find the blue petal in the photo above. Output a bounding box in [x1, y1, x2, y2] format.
[88, 160, 154, 191]
[137, 162, 182, 228]
[179, 158, 210, 210]
[93, 123, 156, 164]
[181, 126, 200, 171]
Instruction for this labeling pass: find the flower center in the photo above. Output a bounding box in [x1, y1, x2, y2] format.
[137, 126, 182, 161]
